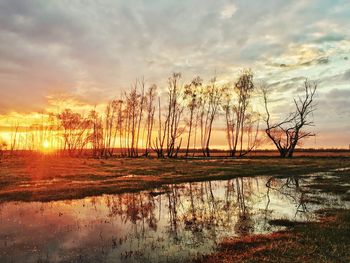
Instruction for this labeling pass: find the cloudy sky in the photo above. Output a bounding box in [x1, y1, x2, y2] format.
[0, 0, 349, 148]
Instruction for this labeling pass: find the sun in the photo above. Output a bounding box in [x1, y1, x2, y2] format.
[40, 139, 56, 153]
[42, 140, 51, 151]
[41, 140, 55, 153]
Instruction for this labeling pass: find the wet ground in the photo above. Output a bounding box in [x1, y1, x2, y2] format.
[1, 156, 350, 202]
[1, 168, 349, 263]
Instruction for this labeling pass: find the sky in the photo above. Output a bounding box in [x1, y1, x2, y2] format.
[0, 0, 349, 148]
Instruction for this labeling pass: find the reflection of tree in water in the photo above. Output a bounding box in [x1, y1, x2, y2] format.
[166, 178, 257, 240]
[266, 176, 308, 216]
[167, 184, 180, 238]
[105, 192, 158, 235]
[233, 178, 254, 235]
[89, 179, 258, 262]
[101, 178, 275, 243]
[101, 178, 261, 246]
[95, 178, 279, 261]
[183, 182, 219, 237]
[1, 176, 324, 263]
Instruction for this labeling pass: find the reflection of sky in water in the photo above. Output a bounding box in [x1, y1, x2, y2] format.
[0, 176, 348, 263]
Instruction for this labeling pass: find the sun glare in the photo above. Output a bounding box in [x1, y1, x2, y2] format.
[42, 140, 51, 152]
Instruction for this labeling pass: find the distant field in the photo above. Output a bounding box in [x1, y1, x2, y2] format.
[2, 149, 350, 158]
[1, 154, 350, 202]
[244, 149, 350, 157]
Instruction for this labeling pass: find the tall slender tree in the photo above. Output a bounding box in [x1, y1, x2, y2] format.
[183, 76, 202, 157]
[199, 77, 222, 157]
[223, 69, 260, 157]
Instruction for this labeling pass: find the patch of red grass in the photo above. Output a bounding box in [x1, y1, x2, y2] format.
[194, 232, 294, 263]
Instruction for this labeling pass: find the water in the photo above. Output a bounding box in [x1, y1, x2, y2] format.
[0, 175, 348, 263]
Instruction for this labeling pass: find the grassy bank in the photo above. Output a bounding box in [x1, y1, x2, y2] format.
[1, 155, 350, 202]
[194, 209, 350, 263]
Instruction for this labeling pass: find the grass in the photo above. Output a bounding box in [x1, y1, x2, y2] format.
[194, 209, 350, 263]
[306, 169, 350, 201]
[0, 155, 350, 202]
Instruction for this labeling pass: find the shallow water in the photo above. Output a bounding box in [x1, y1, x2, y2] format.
[0, 175, 348, 263]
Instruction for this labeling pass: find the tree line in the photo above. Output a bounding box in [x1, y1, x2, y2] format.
[1, 70, 317, 158]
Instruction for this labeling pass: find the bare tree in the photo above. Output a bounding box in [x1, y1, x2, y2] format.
[102, 101, 116, 157]
[152, 97, 167, 158]
[88, 109, 103, 157]
[262, 79, 317, 158]
[57, 109, 91, 156]
[144, 84, 157, 157]
[0, 138, 7, 160]
[183, 76, 202, 157]
[165, 73, 184, 158]
[199, 77, 222, 157]
[111, 99, 124, 156]
[10, 124, 19, 154]
[136, 78, 146, 157]
[223, 70, 260, 157]
[124, 81, 143, 157]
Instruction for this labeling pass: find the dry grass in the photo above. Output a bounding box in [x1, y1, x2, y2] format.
[1, 155, 350, 202]
[194, 209, 350, 263]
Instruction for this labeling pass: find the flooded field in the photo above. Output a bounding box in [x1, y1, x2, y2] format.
[1, 171, 348, 263]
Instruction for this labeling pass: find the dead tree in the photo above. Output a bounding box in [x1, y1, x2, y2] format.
[262, 79, 317, 158]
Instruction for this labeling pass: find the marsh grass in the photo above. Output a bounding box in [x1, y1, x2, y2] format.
[195, 209, 350, 263]
[1, 156, 350, 202]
